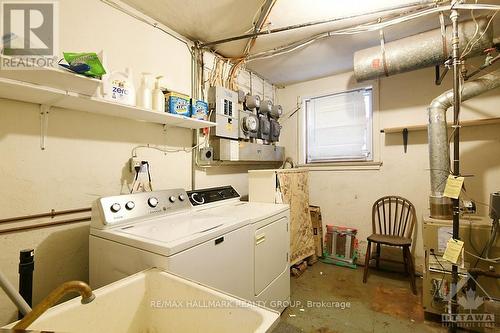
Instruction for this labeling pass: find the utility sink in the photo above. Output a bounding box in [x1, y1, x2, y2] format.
[6, 268, 280, 333]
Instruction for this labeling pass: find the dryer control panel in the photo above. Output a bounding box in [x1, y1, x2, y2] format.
[187, 186, 240, 206]
[93, 189, 191, 228]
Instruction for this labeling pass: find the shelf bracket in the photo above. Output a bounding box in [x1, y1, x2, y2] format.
[40, 104, 51, 150]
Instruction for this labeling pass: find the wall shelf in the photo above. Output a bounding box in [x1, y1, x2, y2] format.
[381, 117, 500, 134]
[0, 75, 215, 130]
[0, 65, 101, 96]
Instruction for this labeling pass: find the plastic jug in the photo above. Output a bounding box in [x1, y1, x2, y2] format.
[152, 76, 165, 112]
[137, 72, 153, 110]
[102, 68, 136, 106]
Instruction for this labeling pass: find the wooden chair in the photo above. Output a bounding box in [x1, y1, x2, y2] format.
[362, 196, 417, 294]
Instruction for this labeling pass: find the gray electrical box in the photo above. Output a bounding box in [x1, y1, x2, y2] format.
[199, 147, 214, 162]
[208, 86, 239, 139]
[211, 138, 284, 162]
[490, 192, 500, 220]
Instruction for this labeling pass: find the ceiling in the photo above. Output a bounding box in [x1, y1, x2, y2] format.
[120, 0, 500, 85]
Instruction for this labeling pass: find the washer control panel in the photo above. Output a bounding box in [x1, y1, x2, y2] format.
[95, 189, 190, 228]
[187, 186, 240, 206]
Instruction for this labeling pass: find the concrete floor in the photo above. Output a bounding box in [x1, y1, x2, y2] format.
[272, 262, 447, 333]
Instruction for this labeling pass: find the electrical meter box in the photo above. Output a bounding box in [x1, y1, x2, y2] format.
[208, 86, 239, 139]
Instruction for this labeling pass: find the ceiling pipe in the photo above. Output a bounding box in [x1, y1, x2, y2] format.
[199, 0, 439, 48]
[428, 68, 500, 219]
[242, 0, 276, 55]
[246, 5, 443, 62]
[354, 17, 493, 81]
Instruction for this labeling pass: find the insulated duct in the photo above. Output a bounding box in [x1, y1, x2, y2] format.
[354, 17, 493, 81]
[429, 69, 500, 219]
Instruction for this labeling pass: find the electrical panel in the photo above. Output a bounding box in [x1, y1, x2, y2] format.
[204, 86, 286, 163]
[208, 86, 239, 139]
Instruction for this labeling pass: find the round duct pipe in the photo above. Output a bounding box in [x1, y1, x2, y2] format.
[354, 17, 493, 82]
[428, 68, 500, 219]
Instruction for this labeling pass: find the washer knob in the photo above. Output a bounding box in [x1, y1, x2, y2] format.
[148, 197, 159, 208]
[169, 196, 176, 203]
[125, 201, 135, 210]
[110, 203, 121, 213]
[178, 194, 186, 201]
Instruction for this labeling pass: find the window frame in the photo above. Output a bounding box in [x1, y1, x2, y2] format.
[298, 85, 380, 168]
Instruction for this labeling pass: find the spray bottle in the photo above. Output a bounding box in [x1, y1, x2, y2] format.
[137, 72, 153, 110]
[152, 76, 165, 112]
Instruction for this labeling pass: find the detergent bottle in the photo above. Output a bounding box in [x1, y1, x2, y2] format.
[137, 72, 153, 110]
[102, 68, 136, 106]
[152, 76, 165, 112]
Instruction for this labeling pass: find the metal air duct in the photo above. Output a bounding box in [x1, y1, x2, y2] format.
[429, 69, 500, 219]
[354, 17, 493, 81]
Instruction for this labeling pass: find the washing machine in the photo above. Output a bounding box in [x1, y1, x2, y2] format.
[89, 186, 290, 311]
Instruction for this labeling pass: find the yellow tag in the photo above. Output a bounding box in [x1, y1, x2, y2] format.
[443, 175, 465, 199]
[442, 238, 464, 264]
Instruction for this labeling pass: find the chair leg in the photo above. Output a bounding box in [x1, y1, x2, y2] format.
[375, 243, 381, 269]
[402, 246, 409, 276]
[404, 246, 417, 295]
[363, 241, 372, 283]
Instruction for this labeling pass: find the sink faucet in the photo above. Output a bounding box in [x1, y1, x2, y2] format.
[13, 280, 95, 330]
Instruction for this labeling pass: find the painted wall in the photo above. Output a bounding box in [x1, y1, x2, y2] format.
[276, 63, 500, 271]
[0, 0, 273, 325]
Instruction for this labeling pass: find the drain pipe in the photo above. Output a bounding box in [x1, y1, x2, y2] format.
[0, 270, 31, 316]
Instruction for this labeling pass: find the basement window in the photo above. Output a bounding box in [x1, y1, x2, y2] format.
[304, 88, 373, 163]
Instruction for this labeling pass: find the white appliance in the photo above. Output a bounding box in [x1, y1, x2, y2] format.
[89, 186, 290, 311]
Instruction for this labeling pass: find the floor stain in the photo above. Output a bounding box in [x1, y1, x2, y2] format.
[310, 327, 339, 333]
[274, 262, 446, 333]
[370, 283, 424, 322]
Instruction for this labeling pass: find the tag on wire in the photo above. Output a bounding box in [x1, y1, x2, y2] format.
[444, 175, 465, 199]
[443, 238, 464, 264]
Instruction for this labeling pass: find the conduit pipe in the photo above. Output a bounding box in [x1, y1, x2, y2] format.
[200, 0, 439, 48]
[428, 68, 500, 219]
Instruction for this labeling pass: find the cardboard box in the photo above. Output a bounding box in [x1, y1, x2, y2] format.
[190, 99, 209, 120]
[309, 206, 323, 258]
[165, 92, 190, 117]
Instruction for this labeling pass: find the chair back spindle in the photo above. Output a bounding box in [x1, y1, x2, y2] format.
[372, 196, 416, 239]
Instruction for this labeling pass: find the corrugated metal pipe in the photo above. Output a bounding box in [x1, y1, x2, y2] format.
[429, 69, 500, 219]
[354, 17, 493, 81]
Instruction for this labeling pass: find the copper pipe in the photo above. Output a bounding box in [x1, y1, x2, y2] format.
[13, 281, 95, 330]
[0, 208, 91, 225]
[0, 217, 90, 235]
